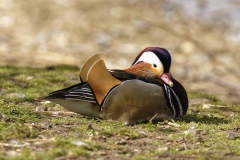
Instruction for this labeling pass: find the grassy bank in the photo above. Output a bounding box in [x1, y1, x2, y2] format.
[0, 66, 240, 160]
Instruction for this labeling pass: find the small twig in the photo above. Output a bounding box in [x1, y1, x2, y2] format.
[40, 111, 78, 116]
[0, 143, 30, 148]
[149, 112, 159, 123]
[183, 138, 187, 151]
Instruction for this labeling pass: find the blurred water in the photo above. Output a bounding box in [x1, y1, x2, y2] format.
[165, 0, 240, 34]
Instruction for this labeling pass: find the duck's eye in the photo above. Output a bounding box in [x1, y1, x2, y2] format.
[153, 64, 157, 68]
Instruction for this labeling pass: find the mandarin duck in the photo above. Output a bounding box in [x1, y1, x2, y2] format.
[41, 47, 188, 125]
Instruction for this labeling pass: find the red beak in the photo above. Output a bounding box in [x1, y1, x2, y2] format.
[160, 73, 173, 87]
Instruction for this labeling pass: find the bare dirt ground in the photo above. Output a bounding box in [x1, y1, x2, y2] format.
[0, 0, 240, 104]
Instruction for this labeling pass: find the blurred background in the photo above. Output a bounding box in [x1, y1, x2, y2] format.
[0, 0, 239, 104]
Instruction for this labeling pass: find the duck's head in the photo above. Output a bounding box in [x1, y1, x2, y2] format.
[130, 47, 173, 87]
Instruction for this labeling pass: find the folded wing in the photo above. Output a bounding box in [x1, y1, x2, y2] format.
[80, 54, 122, 105]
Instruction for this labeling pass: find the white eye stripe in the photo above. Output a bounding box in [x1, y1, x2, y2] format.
[135, 51, 163, 69]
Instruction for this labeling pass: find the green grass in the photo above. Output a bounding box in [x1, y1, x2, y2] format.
[0, 66, 240, 160]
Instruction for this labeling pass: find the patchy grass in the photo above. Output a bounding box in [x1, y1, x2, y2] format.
[0, 66, 240, 160]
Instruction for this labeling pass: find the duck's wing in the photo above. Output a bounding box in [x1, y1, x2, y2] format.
[45, 82, 95, 103]
[79, 54, 105, 82]
[100, 79, 173, 125]
[40, 82, 100, 117]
